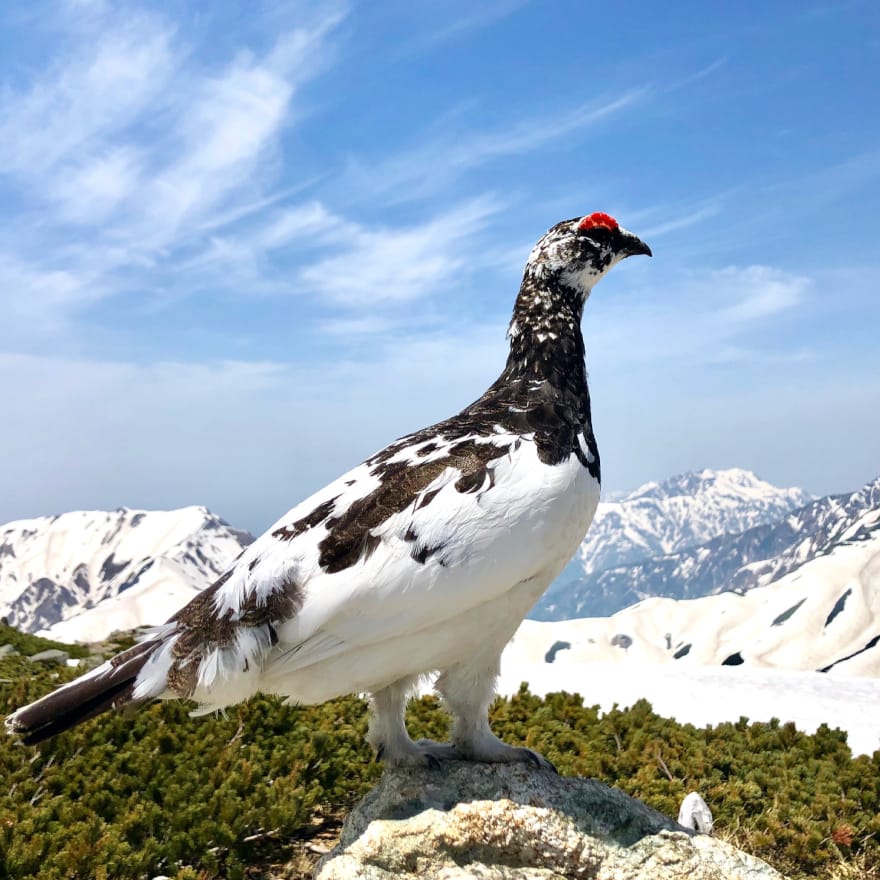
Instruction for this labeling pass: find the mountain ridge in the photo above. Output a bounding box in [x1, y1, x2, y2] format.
[533, 467, 816, 619]
[534, 475, 879, 620]
[0, 506, 253, 638]
[572, 467, 811, 573]
[508, 499, 880, 676]
[2, 469, 876, 652]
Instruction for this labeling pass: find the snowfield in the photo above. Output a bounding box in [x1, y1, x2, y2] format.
[497, 513, 880, 758]
[511, 506, 880, 677]
[496, 653, 880, 758]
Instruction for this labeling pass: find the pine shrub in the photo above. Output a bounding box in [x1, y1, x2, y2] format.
[1, 658, 877, 878]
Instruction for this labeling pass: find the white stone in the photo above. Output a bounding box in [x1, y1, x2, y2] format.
[678, 792, 714, 834]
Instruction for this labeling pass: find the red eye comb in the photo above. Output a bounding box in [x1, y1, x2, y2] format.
[578, 212, 619, 231]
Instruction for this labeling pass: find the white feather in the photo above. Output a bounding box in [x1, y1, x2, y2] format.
[165, 433, 599, 713]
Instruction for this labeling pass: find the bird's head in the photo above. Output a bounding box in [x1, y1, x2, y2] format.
[525, 212, 652, 298]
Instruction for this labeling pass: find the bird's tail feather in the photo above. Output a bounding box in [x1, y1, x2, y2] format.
[5, 639, 160, 745]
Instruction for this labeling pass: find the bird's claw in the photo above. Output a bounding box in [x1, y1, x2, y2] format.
[424, 752, 442, 770]
[374, 738, 460, 768]
[373, 738, 555, 772]
[523, 748, 558, 774]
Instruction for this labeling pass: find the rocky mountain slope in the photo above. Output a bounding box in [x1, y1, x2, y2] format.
[2, 470, 876, 653]
[511, 498, 880, 676]
[533, 474, 879, 620]
[569, 468, 812, 577]
[0, 507, 252, 640]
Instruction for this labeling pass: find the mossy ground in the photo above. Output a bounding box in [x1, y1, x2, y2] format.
[1, 629, 877, 879]
[0, 621, 91, 659]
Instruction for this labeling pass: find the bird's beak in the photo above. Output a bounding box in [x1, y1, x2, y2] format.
[621, 230, 652, 258]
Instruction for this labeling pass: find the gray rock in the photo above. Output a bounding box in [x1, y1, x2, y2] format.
[27, 648, 69, 665]
[0, 643, 19, 657]
[314, 763, 783, 880]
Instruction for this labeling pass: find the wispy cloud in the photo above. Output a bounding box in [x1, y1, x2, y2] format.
[125, 193, 506, 338]
[761, 150, 880, 214]
[339, 54, 726, 213]
[637, 200, 726, 239]
[249, 202, 352, 253]
[663, 56, 728, 92]
[197, 180, 325, 234]
[298, 196, 502, 305]
[678, 150, 880, 260]
[340, 88, 648, 203]
[400, 0, 531, 54]
[0, 9, 175, 181]
[716, 266, 809, 323]
[169, 201, 350, 297]
[591, 264, 811, 370]
[0, 3, 348, 333]
[318, 315, 398, 337]
[0, 256, 106, 334]
[49, 146, 143, 225]
[143, 63, 294, 239]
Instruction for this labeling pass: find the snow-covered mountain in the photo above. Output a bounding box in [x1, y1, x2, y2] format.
[0, 507, 253, 640]
[576, 468, 812, 575]
[507, 498, 880, 677]
[533, 468, 814, 619]
[537, 475, 880, 621]
[1, 469, 875, 656]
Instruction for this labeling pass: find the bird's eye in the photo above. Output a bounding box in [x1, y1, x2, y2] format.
[577, 225, 613, 241]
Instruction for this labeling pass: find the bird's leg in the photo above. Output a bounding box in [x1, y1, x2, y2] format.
[435, 660, 556, 772]
[366, 676, 459, 768]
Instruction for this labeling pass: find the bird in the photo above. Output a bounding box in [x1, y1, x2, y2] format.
[6, 212, 651, 769]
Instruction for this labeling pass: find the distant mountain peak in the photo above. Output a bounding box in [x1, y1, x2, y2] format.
[0, 506, 253, 638]
[625, 467, 812, 505]
[534, 474, 879, 622]
[534, 469, 817, 620]
[574, 468, 814, 577]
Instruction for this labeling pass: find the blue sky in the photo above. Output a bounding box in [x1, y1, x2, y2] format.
[1, 0, 878, 531]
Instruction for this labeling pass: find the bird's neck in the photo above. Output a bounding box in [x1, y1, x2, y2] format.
[500, 269, 589, 396]
[466, 267, 599, 476]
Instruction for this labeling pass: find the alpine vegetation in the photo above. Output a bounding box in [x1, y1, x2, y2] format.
[6, 214, 651, 768]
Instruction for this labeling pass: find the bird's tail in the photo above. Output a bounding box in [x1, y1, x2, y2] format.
[5, 638, 162, 745]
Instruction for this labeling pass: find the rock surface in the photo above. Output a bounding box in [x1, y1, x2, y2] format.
[314, 763, 783, 879]
[27, 648, 69, 665]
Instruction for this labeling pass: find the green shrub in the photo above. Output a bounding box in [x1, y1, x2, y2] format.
[0, 621, 90, 659]
[1, 659, 877, 878]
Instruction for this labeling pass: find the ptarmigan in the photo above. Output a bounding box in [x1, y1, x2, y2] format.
[7, 213, 651, 769]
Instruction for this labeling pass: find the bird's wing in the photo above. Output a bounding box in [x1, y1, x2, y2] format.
[133, 426, 583, 703]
